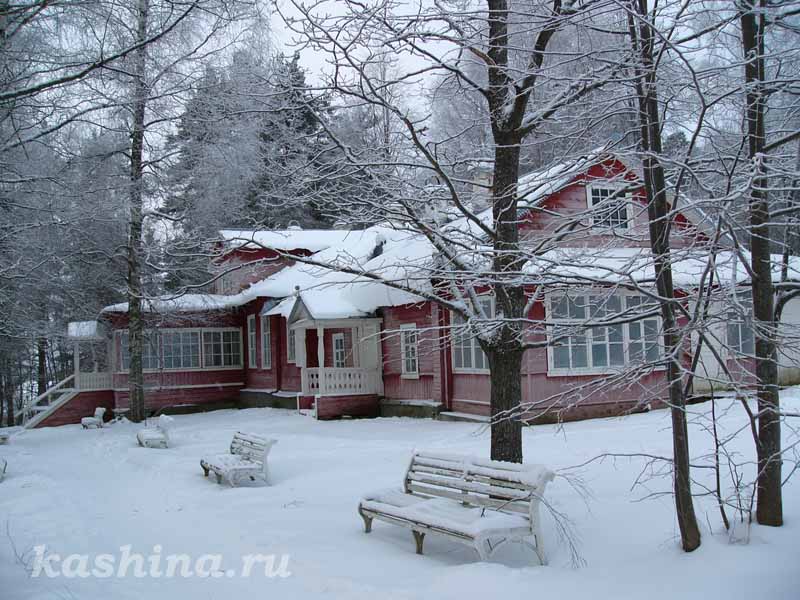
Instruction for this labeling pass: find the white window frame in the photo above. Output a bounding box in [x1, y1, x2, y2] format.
[116, 327, 243, 373]
[726, 291, 755, 356]
[400, 323, 419, 378]
[161, 328, 202, 371]
[261, 317, 272, 369]
[247, 315, 257, 369]
[332, 333, 347, 368]
[116, 329, 161, 373]
[587, 183, 630, 231]
[546, 291, 662, 377]
[201, 327, 243, 370]
[451, 295, 494, 374]
[286, 320, 296, 363]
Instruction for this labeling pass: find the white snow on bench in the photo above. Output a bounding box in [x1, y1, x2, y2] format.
[81, 407, 106, 429]
[136, 415, 174, 449]
[200, 432, 276, 487]
[358, 450, 554, 563]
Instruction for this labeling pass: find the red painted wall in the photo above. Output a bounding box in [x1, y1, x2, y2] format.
[242, 300, 279, 391]
[381, 302, 442, 404]
[519, 158, 701, 249]
[113, 385, 241, 414]
[315, 394, 379, 419]
[35, 390, 114, 428]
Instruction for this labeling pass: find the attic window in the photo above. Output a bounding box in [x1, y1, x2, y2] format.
[588, 185, 629, 230]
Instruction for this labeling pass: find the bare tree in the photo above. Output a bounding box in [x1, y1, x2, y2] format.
[626, 0, 702, 552]
[278, 0, 620, 462]
[738, 0, 783, 527]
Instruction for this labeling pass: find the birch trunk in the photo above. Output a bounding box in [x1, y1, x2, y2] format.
[126, 0, 150, 423]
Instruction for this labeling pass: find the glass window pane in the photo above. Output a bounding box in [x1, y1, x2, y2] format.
[572, 335, 588, 368]
[609, 342, 625, 365]
[552, 297, 569, 319]
[554, 345, 571, 369]
[569, 296, 587, 319]
[592, 343, 608, 367]
[742, 326, 754, 355]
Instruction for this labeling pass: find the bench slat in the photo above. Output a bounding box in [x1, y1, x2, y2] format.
[406, 472, 533, 503]
[412, 454, 547, 489]
[405, 482, 532, 515]
[410, 465, 535, 493]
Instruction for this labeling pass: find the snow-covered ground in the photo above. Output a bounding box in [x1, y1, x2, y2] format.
[1, 392, 798, 600]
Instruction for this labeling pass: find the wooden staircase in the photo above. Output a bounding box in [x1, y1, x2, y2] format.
[15, 375, 79, 429]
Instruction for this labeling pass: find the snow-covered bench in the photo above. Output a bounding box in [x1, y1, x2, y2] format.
[136, 415, 174, 449]
[81, 407, 106, 429]
[0, 431, 9, 445]
[358, 450, 555, 563]
[200, 432, 276, 487]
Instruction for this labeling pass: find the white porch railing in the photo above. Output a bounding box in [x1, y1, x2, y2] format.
[302, 368, 381, 396]
[77, 372, 113, 391]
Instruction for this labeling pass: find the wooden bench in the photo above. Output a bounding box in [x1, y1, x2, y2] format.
[200, 432, 276, 487]
[136, 415, 174, 449]
[81, 407, 106, 429]
[358, 450, 555, 563]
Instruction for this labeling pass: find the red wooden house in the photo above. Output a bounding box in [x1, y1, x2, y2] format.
[23, 151, 800, 428]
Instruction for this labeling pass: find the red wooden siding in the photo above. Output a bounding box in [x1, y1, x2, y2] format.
[315, 394, 379, 419]
[519, 158, 701, 249]
[381, 302, 442, 404]
[35, 390, 114, 428]
[243, 300, 279, 391]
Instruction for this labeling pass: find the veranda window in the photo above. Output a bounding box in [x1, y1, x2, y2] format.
[118, 330, 160, 371]
[162, 331, 200, 370]
[202, 329, 242, 368]
[549, 293, 660, 373]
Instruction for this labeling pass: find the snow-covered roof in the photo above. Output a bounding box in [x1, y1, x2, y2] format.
[101, 151, 745, 320]
[524, 246, 800, 288]
[218, 229, 355, 253]
[67, 320, 102, 339]
[102, 294, 239, 314]
[101, 227, 437, 318]
[264, 226, 436, 320]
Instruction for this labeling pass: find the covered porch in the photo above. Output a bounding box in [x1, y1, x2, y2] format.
[292, 317, 384, 399]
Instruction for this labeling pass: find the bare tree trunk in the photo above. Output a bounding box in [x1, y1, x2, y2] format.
[36, 335, 47, 395]
[487, 138, 526, 463]
[5, 356, 16, 426]
[126, 0, 150, 423]
[629, 0, 701, 551]
[487, 348, 524, 462]
[739, 0, 782, 527]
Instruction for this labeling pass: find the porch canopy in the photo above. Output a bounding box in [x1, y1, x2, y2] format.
[266, 295, 383, 398]
[66, 321, 112, 390]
